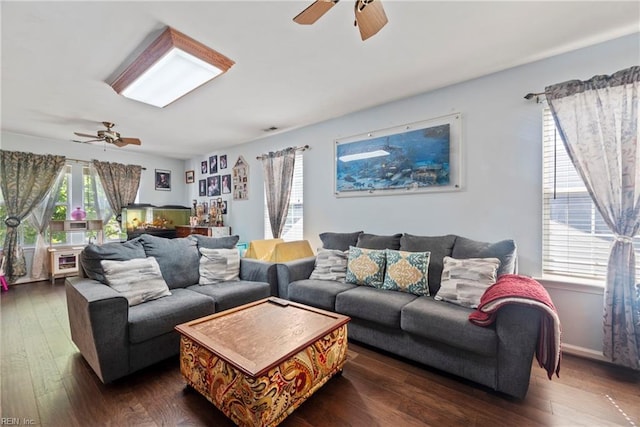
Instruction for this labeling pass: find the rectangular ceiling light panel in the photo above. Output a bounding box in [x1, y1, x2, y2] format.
[111, 27, 234, 108]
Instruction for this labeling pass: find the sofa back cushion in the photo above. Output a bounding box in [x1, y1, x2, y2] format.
[319, 231, 363, 251]
[356, 233, 402, 250]
[188, 234, 240, 250]
[138, 234, 200, 289]
[101, 257, 171, 306]
[399, 234, 457, 295]
[451, 236, 517, 276]
[80, 238, 146, 284]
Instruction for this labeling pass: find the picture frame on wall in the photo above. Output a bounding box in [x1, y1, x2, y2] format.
[198, 179, 206, 196]
[185, 170, 195, 184]
[207, 175, 220, 196]
[220, 155, 227, 170]
[155, 169, 171, 191]
[334, 113, 462, 197]
[221, 174, 231, 194]
[209, 155, 218, 174]
[201, 160, 208, 174]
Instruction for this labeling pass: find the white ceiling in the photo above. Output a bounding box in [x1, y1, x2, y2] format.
[2, 1, 639, 160]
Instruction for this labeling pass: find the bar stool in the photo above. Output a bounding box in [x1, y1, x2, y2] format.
[0, 256, 9, 292]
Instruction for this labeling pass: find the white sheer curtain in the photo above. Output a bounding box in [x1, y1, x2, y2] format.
[28, 167, 66, 279]
[545, 66, 640, 369]
[89, 163, 115, 226]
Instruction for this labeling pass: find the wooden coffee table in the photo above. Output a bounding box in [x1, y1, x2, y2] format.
[175, 297, 350, 427]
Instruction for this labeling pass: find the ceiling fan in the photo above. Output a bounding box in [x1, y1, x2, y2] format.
[293, 0, 388, 41]
[73, 122, 142, 147]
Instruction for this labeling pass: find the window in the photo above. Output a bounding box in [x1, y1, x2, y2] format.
[0, 163, 123, 248]
[264, 153, 303, 241]
[542, 109, 640, 281]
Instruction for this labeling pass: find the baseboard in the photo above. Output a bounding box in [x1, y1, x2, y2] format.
[561, 343, 609, 362]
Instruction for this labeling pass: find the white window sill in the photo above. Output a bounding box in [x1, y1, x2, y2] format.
[536, 274, 605, 295]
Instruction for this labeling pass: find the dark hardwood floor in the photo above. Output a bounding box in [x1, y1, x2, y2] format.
[2, 281, 639, 427]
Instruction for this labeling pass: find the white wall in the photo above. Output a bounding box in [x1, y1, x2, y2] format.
[190, 33, 639, 357]
[1, 132, 188, 207]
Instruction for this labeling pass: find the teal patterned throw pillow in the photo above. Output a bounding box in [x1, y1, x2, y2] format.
[382, 249, 430, 296]
[346, 246, 386, 288]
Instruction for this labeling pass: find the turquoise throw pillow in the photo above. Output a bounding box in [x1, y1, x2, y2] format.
[346, 246, 386, 288]
[382, 249, 430, 296]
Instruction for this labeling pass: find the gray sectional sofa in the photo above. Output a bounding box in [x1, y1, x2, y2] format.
[276, 232, 542, 399]
[65, 233, 277, 384]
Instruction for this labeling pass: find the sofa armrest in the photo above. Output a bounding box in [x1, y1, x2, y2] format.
[65, 276, 130, 383]
[275, 256, 316, 300]
[239, 258, 278, 296]
[495, 304, 542, 399]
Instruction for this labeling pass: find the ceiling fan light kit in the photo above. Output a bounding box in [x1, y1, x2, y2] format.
[110, 27, 235, 108]
[293, 0, 387, 41]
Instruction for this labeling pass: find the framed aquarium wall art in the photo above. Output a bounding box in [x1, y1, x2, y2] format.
[334, 113, 462, 197]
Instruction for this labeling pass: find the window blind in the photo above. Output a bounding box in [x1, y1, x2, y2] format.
[542, 109, 639, 282]
[264, 153, 303, 241]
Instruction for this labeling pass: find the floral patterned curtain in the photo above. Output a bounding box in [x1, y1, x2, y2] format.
[0, 150, 66, 283]
[91, 161, 142, 223]
[545, 66, 640, 369]
[260, 147, 296, 239]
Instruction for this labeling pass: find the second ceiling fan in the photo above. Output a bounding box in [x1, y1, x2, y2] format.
[294, 0, 388, 41]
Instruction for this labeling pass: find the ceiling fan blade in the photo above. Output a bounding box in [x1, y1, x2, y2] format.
[72, 139, 102, 144]
[294, 0, 338, 25]
[117, 137, 142, 147]
[74, 132, 100, 139]
[354, 0, 388, 41]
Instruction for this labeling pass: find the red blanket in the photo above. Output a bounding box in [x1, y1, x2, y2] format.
[469, 274, 561, 379]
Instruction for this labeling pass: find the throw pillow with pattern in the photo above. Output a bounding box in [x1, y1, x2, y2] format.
[199, 248, 240, 284]
[101, 257, 171, 306]
[382, 249, 430, 296]
[435, 256, 500, 308]
[346, 246, 386, 288]
[309, 248, 349, 282]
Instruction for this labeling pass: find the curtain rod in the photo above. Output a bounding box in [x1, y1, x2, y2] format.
[66, 157, 147, 170]
[524, 91, 545, 103]
[256, 145, 310, 160]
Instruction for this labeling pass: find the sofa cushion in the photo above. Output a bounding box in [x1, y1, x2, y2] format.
[319, 231, 363, 251]
[399, 234, 457, 295]
[128, 288, 215, 344]
[309, 248, 348, 282]
[188, 280, 271, 312]
[356, 233, 402, 250]
[335, 286, 417, 328]
[138, 234, 200, 289]
[81, 238, 146, 283]
[382, 249, 430, 296]
[189, 234, 240, 250]
[451, 236, 517, 276]
[401, 297, 497, 356]
[199, 248, 240, 284]
[101, 257, 171, 306]
[435, 256, 500, 308]
[346, 246, 386, 288]
[288, 279, 357, 311]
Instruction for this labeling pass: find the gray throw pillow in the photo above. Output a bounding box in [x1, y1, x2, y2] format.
[309, 248, 349, 282]
[435, 256, 500, 308]
[400, 234, 457, 295]
[451, 236, 517, 276]
[138, 234, 200, 289]
[319, 231, 363, 251]
[80, 238, 146, 284]
[198, 247, 240, 284]
[101, 257, 171, 306]
[188, 234, 240, 250]
[356, 233, 402, 250]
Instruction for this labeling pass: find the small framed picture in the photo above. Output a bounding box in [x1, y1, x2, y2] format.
[221, 200, 228, 214]
[155, 169, 171, 191]
[220, 155, 227, 170]
[200, 160, 208, 174]
[207, 175, 221, 196]
[198, 179, 206, 196]
[185, 170, 195, 184]
[221, 174, 231, 194]
[209, 155, 218, 174]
